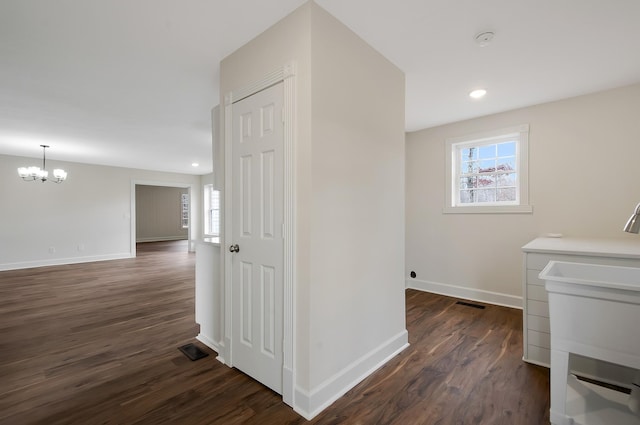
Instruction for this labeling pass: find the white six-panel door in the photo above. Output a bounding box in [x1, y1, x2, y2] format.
[230, 82, 284, 394]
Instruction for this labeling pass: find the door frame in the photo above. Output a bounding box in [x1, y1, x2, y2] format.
[129, 180, 196, 256]
[223, 61, 297, 406]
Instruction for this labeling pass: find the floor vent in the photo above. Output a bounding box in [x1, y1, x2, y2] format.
[178, 343, 209, 361]
[456, 301, 486, 309]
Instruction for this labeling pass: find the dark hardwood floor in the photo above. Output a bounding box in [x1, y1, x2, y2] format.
[0, 241, 549, 424]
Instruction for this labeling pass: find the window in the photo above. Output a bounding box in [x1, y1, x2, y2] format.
[445, 124, 532, 213]
[181, 193, 189, 228]
[204, 184, 220, 236]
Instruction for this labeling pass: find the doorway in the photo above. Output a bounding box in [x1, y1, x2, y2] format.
[223, 61, 297, 406]
[135, 185, 189, 243]
[128, 180, 192, 257]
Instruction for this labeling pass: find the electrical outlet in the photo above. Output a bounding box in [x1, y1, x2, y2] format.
[49, 246, 56, 254]
[77, 244, 85, 252]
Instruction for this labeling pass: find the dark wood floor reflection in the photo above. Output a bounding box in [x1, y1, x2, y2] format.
[0, 241, 549, 424]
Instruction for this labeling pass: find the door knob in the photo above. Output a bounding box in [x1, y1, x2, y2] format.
[229, 244, 240, 253]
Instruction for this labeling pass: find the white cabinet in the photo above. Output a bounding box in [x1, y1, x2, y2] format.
[540, 261, 640, 425]
[522, 237, 640, 368]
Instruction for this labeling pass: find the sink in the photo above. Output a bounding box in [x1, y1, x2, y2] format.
[542, 260, 640, 293]
[540, 261, 640, 425]
[541, 261, 640, 369]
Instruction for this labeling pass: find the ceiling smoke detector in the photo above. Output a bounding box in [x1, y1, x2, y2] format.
[475, 31, 495, 47]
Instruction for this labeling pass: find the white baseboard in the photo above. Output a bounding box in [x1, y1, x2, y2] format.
[196, 334, 220, 353]
[136, 236, 188, 243]
[406, 278, 522, 309]
[196, 334, 226, 364]
[293, 329, 409, 420]
[283, 366, 294, 406]
[0, 252, 134, 271]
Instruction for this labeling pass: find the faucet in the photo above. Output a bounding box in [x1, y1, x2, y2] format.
[624, 203, 640, 233]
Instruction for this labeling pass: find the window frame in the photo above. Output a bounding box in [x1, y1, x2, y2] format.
[444, 124, 532, 214]
[203, 184, 221, 237]
[180, 193, 189, 228]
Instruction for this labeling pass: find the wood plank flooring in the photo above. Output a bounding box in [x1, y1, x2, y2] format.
[0, 241, 550, 424]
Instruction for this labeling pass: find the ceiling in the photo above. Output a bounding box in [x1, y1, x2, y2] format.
[1, 0, 639, 175]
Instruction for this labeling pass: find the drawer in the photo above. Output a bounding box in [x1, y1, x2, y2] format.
[528, 314, 550, 333]
[528, 329, 551, 349]
[527, 284, 548, 302]
[527, 299, 549, 317]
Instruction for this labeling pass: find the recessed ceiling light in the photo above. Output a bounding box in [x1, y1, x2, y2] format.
[469, 89, 487, 99]
[192, 162, 199, 167]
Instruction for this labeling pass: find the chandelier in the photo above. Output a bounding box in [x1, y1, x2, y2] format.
[17, 145, 68, 183]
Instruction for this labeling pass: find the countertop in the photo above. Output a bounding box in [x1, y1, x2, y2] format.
[522, 236, 640, 259]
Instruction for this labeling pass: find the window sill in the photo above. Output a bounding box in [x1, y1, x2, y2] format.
[443, 205, 533, 214]
[201, 236, 220, 245]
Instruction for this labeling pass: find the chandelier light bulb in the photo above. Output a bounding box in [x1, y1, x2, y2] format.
[17, 145, 68, 183]
[53, 169, 67, 180]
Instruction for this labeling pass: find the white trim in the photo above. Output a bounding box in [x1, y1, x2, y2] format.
[223, 61, 297, 407]
[293, 330, 409, 420]
[443, 204, 533, 214]
[136, 236, 188, 243]
[223, 93, 233, 365]
[282, 61, 297, 407]
[445, 124, 531, 213]
[130, 180, 197, 255]
[130, 181, 136, 256]
[195, 334, 226, 364]
[406, 278, 523, 309]
[446, 124, 529, 145]
[0, 252, 133, 271]
[195, 333, 220, 353]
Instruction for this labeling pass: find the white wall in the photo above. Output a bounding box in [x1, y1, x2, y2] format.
[135, 185, 188, 242]
[406, 83, 640, 306]
[308, 2, 407, 394]
[193, 108, 222, 355]
[195, 241, 221, 351]
[219, 1, 407, 418]
[0, 154, 200, 270]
